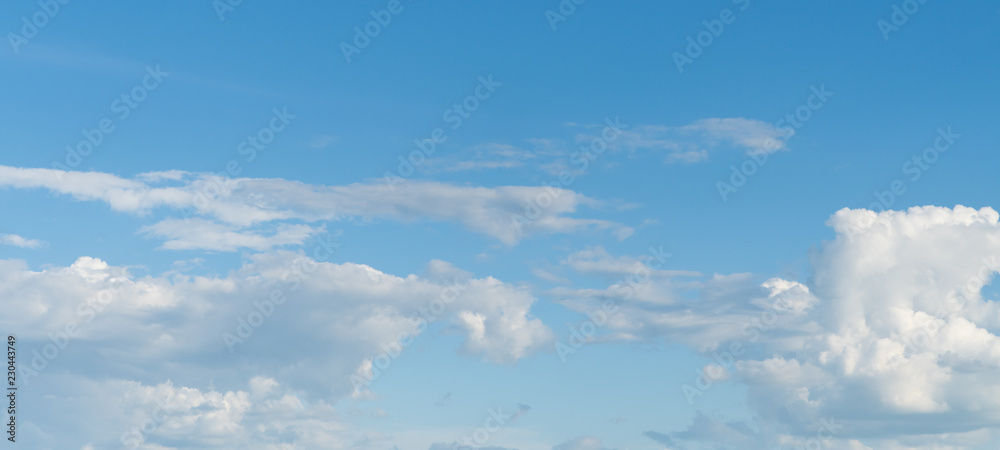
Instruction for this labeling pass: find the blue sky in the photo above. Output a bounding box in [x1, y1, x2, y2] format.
[2, 1, 1000, 449]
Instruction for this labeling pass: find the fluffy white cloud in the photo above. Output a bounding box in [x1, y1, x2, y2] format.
[0, 251, 552, 408]
[27, 374, 372, 449]
[731, 206, 1000, 441]
[619, 206, 1000, 448]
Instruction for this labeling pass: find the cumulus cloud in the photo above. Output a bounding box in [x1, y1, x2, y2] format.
[622, 205, 1000, 447]
[30, 375, 374, 449]
[730, 206, 1000, 441]
[0, 251, 552, 414]
[0, 165, 631, 249]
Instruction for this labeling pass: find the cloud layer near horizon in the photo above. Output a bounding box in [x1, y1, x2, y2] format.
[7, 184, 1000, 447]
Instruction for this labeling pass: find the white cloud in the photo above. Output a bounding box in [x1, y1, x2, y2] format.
[577, 118, 791, 163]
[140, 218, 325, 252]
[0, 233, 45, 248]
[550, 247, 777, 349]
[0, 250, 557, 448]
[442, 160, 525, 171]
[442, 117, 792, 176]
[0, 247, 560, 448]
[531, 268, 570, 284]
[730, 206, 1000, 439]
[561, 246, 686, 277]
[613, 205, 1000, 447]
[32, 374, 366, 449]
[0, 165, 631, 249]
[0, 165, 190, 213]
[428, 143, 538, 173]
[0, 250, 552, 393]
[680, 117, 792, 155]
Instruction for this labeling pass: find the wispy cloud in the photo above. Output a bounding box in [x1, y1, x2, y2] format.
[426, 142, 537, 173]
[0, 233, 45, 249]
[309, 135, 338, 149]
[440, 117, 794, 177]
[594, 117, 792, 162]
[0, 165, 632, 249]
[140, 219, 326, 252]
